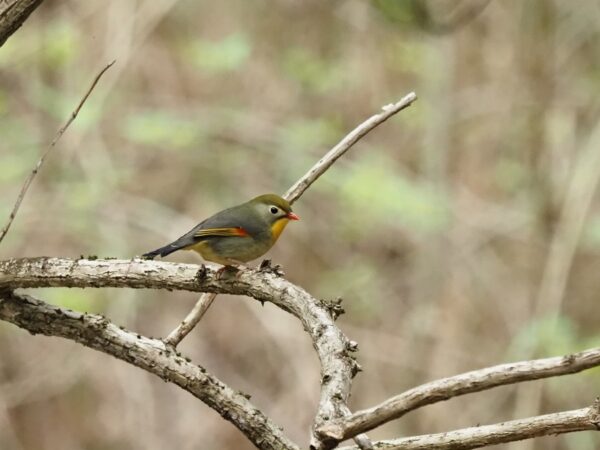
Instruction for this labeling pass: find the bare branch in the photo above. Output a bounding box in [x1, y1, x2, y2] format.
[338, 402, 600, 450]
[0, 290, 299, 450]
[163, 292, 216, 348]
[317, 348, 600, 444]
[0, 60, 115, 245]
[0, 256, 359, 449]
[0, 0, 44, 47]
[283, 92, 417, 205]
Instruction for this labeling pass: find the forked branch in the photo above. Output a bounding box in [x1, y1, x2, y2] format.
[317, 348, 600, 444]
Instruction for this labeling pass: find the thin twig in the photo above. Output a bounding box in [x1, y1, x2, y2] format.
[338, 401, 600, 450]
[316, 348, 600, 444]
[163, 92, 418, 349]
[284, 91, 417, 204]
[163, 292, 216, 348]
[0, 60, 115, 246]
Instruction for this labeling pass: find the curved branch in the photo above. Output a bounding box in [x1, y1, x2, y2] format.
[338, 402, 600, 450]
[0, 256, 359, 449]
[317, 348, 600, 443]
[0, 290, 299, 450]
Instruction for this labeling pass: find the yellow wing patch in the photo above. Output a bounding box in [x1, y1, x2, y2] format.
[193, 227, 249, 238]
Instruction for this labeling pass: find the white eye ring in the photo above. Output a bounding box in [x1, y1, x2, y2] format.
[270, 206, 279, 214]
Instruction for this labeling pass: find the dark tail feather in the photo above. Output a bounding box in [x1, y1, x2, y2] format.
[142, 242, 184, 259]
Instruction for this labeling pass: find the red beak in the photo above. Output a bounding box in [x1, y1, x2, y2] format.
[287, 212, 300, 221]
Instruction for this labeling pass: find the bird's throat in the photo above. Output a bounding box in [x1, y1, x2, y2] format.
[270, 218, 290, 242]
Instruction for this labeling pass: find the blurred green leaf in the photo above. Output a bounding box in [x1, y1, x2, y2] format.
[282, 47, 345, 93]
[582, 214, 600, 250]
[122, 111, 204, 149]
[563, 432, 598, 450]
[507, 315, 578, 359]
[372, 0, 419, 25]
[384, 40, 426, 74]
[31, 288, 105, 314]
[42, 20, 80, 68]
[328, 153, 450, 233]
[494, 157, 529, 193]
[278, 117, 342, 153]
[182, 33, 251, 73]
[317, 260, 383, 319]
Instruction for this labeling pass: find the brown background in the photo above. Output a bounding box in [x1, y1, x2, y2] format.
[1, 1, 600, 449]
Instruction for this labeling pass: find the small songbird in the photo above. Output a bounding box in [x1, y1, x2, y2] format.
[143, 194, 299, 265]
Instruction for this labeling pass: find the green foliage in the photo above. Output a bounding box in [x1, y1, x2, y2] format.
[42, 20, 80, 68]
[494, 157, 530, 194]
[563, 432, 598, 450]
[582, 213, 600, 249]
[329, 154, 450, 234]
[317, 260, 382, 319]
[32, 288, 106, 314]
[181, 33, 251, 73]
[282, 47, 346, 93]
[278, 117, 342, 153]
[507, 315, 579, 359]
[122, 110, 205, 149]
[371, 0, 417, 25]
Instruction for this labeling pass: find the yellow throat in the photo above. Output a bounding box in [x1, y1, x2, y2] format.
[270, 218, 290, 242]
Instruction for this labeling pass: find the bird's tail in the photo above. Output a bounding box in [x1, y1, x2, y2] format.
[142, 242, 184, 259]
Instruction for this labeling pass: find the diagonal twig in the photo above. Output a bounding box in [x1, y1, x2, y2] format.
[284, 91, 417, 205]
[163, 292, 216, 348]
[0, 60, 115, 246]
[163, 91, 418, 349]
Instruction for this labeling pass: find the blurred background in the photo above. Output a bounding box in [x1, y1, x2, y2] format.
[1, 0, 600, 449]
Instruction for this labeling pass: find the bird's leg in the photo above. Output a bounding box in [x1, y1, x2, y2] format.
[214, 260, 249, 280]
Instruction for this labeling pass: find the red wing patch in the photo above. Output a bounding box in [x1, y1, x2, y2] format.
[194, 227, 249, 238]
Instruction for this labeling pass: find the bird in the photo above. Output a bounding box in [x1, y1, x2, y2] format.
[142, 193, 299, 266]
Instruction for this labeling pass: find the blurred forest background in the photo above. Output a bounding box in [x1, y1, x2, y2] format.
[1, 1, 600, 449]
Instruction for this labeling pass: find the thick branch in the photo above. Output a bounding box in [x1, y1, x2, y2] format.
[317, 348, 600, 444]
[0, 0, 44, 47]
[0, 290, 299, 450]
[0, 257, 359, 448]
[338, 403, 600, 450]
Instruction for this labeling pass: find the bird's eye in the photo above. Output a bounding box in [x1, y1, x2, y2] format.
[270, 206, 279, 214]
